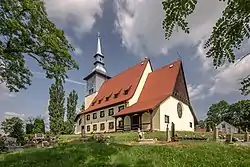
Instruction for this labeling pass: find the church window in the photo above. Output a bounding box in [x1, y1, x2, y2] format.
[222, 124, 225, 128]
[100, 111, 105, 117]
[118, 120, 123, 128]
[93, 113, 97, 119]
[109, 122, 114, 129]
[100, 123, 105, 130]
[108, 108, 114, 116]
[177, 102, 183, 118]
[79, 118, 82, 125]
[164, 115, 169, 123]
[87, 125, 90, 132]
[93, 124, 97, 131]
[118, 105, 124, 112]
[86, 115, 90, 120]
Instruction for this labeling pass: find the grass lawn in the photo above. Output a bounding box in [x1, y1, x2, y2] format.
[1, 140, 250, 167]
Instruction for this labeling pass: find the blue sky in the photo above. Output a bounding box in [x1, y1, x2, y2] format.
[1, 0, 250, 125]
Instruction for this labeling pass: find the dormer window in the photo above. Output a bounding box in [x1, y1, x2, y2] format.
[91, 102, 96, 106]
[105, 93, 112, 101]
[98, 99, 102, 104]
[124, 89, 129, 95]
[124, 85, 131, 95]
[114, 93, 119, 99]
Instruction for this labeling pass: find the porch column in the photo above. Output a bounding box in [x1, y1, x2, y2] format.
[139, 113, 142, 129]
[130, 115, 133, 130]
[149, 110, 153, 131]
[122, 116, 125, 131]
[115, 117, 117, 132]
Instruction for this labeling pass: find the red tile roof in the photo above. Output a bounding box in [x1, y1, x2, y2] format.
[81, 59, 150, 114]
[115, 60, 181, 117]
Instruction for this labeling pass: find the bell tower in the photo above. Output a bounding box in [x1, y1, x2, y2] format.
[83, 32, 111, 108]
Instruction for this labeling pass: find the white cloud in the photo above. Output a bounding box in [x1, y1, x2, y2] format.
[114, 0, 226, 57]
[209, 55, 250, 95]
[0, 82, 18, 100]
[4, 112, 25, 120]
[65, 78, 85, 86]
[45, 0, 104, 37]
[187, 84, 207, 101]
[33, 71, 85, 86]
[194, 40, 213, 72]
[188, 55, 250, 100]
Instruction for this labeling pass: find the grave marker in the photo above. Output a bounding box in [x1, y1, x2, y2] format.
[244, 128, 249, 142]
[213, 128, 218, 141]
[166, 124, 170, 142]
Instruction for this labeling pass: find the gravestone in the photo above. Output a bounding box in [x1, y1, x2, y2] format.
[171, 122, 175, 138]
[213, 128, 218, 141]
[171, 122, 176, 142]
[244, 128, 249, 142]
[226, 133, 233, 143]
[166, 124, 170, 142]
[34, 133, 45, 140]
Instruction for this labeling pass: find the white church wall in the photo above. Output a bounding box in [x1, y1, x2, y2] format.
[84, 92, 98, 109]
[76, 103, 126, 134]
[159, 96, 194, 132]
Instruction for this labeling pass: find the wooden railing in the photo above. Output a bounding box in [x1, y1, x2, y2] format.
[116, 123, 151, 131]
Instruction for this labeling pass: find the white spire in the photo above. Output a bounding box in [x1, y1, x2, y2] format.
[96, 32, 102, 55]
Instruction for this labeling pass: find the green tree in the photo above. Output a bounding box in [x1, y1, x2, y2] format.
[0, 0, 78, 92]
[197, 120, 205, 129]
[65, 90, 78, 134]
[33, 117, 45, 134]
[25, 117, 34, 134]
[228, 100, 250, 130]
[162, 0, 250, 95]
[1, 117, 25, 144]
[48, 79, 65, 135]
[205, 100, 230, 129]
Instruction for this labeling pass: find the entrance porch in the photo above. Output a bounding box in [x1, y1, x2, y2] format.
[114, 110, 154, 132]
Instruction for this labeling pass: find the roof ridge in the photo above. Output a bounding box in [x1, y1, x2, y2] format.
[98, 59, 149, 87]
[152, 59, 181, 72]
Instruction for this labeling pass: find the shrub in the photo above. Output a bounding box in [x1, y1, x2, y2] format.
[0, 138, 5, 152]
[87, 134, 115, 144]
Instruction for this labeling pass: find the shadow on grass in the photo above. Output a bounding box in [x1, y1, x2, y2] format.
[0, 141, 138, 167]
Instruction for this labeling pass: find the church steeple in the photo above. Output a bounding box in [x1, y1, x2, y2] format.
[84, 32, 110, 99]
[96, 32, 102, 55]
[93, 32, 106, 74]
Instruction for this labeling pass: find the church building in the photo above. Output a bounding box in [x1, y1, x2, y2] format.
[75, 33, 197, 134]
